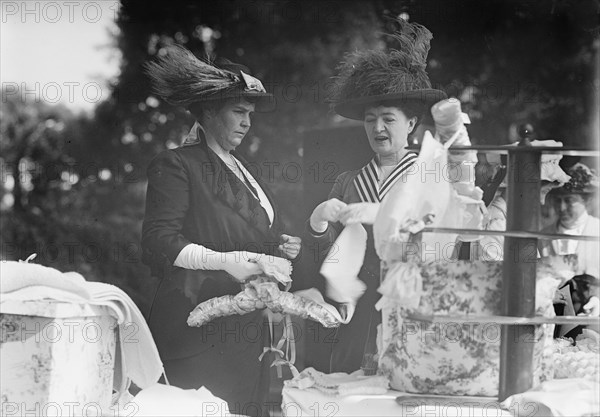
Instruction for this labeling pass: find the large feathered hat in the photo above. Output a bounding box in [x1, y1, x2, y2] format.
[144, 45, 274, 112]
[329, 19, 446, 120]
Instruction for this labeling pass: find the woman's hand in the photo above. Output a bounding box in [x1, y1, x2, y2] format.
[338, 203, 380, 225]
[279, 234, 301, 260]
[553, 290, 568, 306]
[221, 251, 262, 282]
[310, 198, 347, 232]
[578, 296, 600, 317]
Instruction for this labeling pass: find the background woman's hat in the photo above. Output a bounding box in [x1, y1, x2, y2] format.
[552, 163, 599, 195]
[328, 18, 446, 120]
[144, 45, 274, 112]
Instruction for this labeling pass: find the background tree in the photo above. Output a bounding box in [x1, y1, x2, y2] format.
[1, 91, 151, 309]
[396, 0, 599, 146]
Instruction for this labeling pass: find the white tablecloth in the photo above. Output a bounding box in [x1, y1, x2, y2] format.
[282, 387, 512, 417]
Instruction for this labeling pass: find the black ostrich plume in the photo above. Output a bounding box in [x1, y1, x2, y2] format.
[144, 45, 241, 107]
[329, 19, 434, 104]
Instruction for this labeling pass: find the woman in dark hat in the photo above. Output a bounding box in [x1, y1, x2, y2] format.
[304, 19, 447, 374]
[539, 162, 599, 278]
[539, 163, 599, 332]
[141, 45, 301, 416]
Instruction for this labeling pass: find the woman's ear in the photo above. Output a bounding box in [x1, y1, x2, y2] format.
[408, 117, 417, 133]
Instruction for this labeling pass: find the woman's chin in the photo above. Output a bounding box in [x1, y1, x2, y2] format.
[559, 216, 574, 226]
[370, 141, 392, 154]
[227, 138, 244, 149]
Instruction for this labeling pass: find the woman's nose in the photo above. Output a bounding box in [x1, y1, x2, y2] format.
[241, 115, 250, 128]
[374, 118, 384, 132]
[559, 200, 568, 211]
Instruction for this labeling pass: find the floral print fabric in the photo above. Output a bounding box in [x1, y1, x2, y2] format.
[378, 259, 566, 396]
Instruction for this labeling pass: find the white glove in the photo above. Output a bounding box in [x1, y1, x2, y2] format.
[174, 244, 262, 282]
[578, 296, 600, 317]
[310, 198, 347, 232]
[219, 252, 263, 282]
[338, 202, 380, 225]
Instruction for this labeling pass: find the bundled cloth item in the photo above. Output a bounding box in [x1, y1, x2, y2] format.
[0, 260, 91, 297]
[550, 330, 599, 381]
[535, 140, 572, 187]
[431, 98, 481, 201]
[373, 131, 487, 263]
[187, 256, 344, 328]
[0, 260, 164, 399]
[284, 367, 389, 396]
[187, 277, 343, 328]
[501, 378, 600, 417]
[373, 98, 487, 264]
[114, 383, 231, 417]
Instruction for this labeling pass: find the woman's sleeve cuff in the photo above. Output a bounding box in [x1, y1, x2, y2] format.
[308, 223, 328, 237]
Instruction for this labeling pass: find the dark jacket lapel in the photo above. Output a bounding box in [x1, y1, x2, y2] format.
[183, 122, 280, 239]
[193, 142, 275, 241]
[232, 150, 283, 234]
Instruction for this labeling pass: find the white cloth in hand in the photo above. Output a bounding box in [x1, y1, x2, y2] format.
[339, 202, 380, 225]
[321, 223, 368, 321]
[310, 198, 347, 232]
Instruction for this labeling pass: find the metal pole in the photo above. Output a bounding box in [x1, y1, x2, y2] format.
[499, 146, 540, 401]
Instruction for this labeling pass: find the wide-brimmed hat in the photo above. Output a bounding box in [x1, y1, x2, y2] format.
[328, 19, 446, 120]
[478, 140, 572, 206]
[551, 163, 599, 195]
[144, 45, 274, 112]
[486, 140, 572, 187]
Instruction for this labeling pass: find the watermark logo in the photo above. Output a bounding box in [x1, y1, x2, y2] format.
[1, 1, 120, 24]
[2, 82, 105, 105]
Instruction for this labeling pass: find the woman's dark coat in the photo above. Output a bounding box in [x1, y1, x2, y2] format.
[142, 137, 285, 415]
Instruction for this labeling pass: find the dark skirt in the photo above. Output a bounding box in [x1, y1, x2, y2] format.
[162, 349, 271, 417]
[149, 272, 272, 417]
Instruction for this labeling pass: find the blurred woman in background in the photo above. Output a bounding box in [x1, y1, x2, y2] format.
[539, 163, 599, 335]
